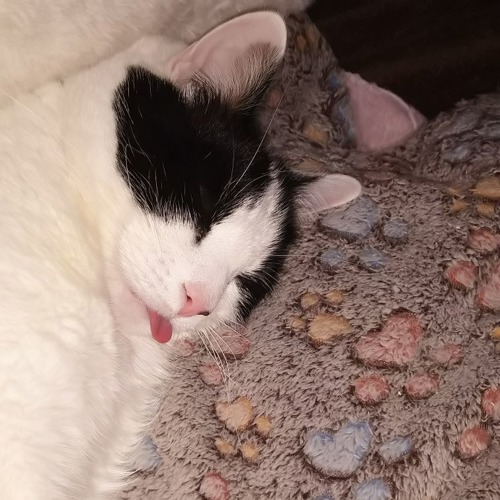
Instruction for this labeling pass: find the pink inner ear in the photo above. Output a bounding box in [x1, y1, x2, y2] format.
[166, 11, 287, 88]
[344, 72, 426, 152]
[304, 174, 362, 213]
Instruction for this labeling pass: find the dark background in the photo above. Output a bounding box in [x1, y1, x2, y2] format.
[307, 0, 500, 118]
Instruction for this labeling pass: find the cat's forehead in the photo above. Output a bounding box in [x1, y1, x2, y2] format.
[114, 67, 276, 235]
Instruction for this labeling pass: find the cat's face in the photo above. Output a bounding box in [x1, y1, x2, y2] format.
[114, 67, 301, 342]
[110, 12, 361, 343]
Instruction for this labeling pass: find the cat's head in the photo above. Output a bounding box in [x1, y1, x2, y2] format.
[112, 12, 361, 343]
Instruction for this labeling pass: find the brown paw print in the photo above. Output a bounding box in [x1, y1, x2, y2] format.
[213, 396, 273, 464]
[447, 175, 500, 218]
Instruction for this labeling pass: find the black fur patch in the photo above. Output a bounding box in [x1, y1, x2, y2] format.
[113, 67, 306, 319]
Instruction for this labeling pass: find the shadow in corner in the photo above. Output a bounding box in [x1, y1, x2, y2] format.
[307, 0, 500, 118]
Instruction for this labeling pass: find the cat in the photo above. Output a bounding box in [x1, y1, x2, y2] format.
[0, 0, 313, 106]
[0, 11, 361, 500]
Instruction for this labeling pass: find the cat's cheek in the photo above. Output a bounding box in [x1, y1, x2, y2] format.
[214, 281, 244, 324]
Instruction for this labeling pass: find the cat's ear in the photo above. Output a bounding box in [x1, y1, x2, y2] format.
[344, 72, 426, 151]
[165, 11, 287, 108]
[296, 174, 362, 215]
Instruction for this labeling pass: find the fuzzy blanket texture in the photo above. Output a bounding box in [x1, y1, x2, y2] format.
[123, 14, 500, 500]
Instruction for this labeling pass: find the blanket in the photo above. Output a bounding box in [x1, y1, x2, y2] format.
[123, 14, 500, 500]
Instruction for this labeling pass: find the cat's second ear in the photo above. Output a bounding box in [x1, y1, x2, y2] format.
[296, 174, 362, 216]
[165, 11, 287, 108]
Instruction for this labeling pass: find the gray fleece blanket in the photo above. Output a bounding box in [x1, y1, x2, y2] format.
[123, 14, 500, 500]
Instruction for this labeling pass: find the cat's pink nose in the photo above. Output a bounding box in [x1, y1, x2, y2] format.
[178, 282, 211, 317]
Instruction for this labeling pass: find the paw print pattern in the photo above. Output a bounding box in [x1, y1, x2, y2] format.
[286, 290, 353, 348]
[288, 179, 500, 497]
[171, 323, 278, 498]
[443, 226, 500, 312]
[199, 472, 230, 500]
[442, 224, 500, 325]
[128, 435, 162, 473]
[194, 178, 500, 499]
[198, 326, 251, 387]
[318, 196, 409, 273]
[294, 304, 427, 494]
[302, 423, 398, 497]
[171, 329, 261, 499]
[212, 396, 273, 465]
[302, 422, 374, 478]
[447, 175, 500, 218]
[194, 328, 275, 498]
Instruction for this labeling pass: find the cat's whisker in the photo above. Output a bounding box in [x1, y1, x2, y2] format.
[247, 268, 284, 290]
[222, 84, 289, 205]
[220, 320, 245, 334]
[224, 170, 273, 205]
[215, 124, 236, 208]
[197, 328, 234, 397]
[206, 323, 239, 352]
[196, 331, 232, 393]
[206, 325, 242, 398]
[232, 84, 288, 189]
[223, 318, 245, 329]
[203, 326, 236, 365]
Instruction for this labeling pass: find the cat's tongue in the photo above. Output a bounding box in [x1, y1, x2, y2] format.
[147, 308, 173, 344]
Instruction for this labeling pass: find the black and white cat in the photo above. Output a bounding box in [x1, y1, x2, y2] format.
[0, 11, 360, 499]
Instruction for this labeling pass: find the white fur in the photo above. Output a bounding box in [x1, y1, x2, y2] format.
[0, 27, 293, 500]
[0, 0, 313, 106]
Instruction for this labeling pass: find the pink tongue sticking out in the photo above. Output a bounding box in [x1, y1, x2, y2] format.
[147, 308, 173, 344]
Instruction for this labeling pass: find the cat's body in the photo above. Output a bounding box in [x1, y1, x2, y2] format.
[0, 0, 312, 105]
[0, 10, 360, 500]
